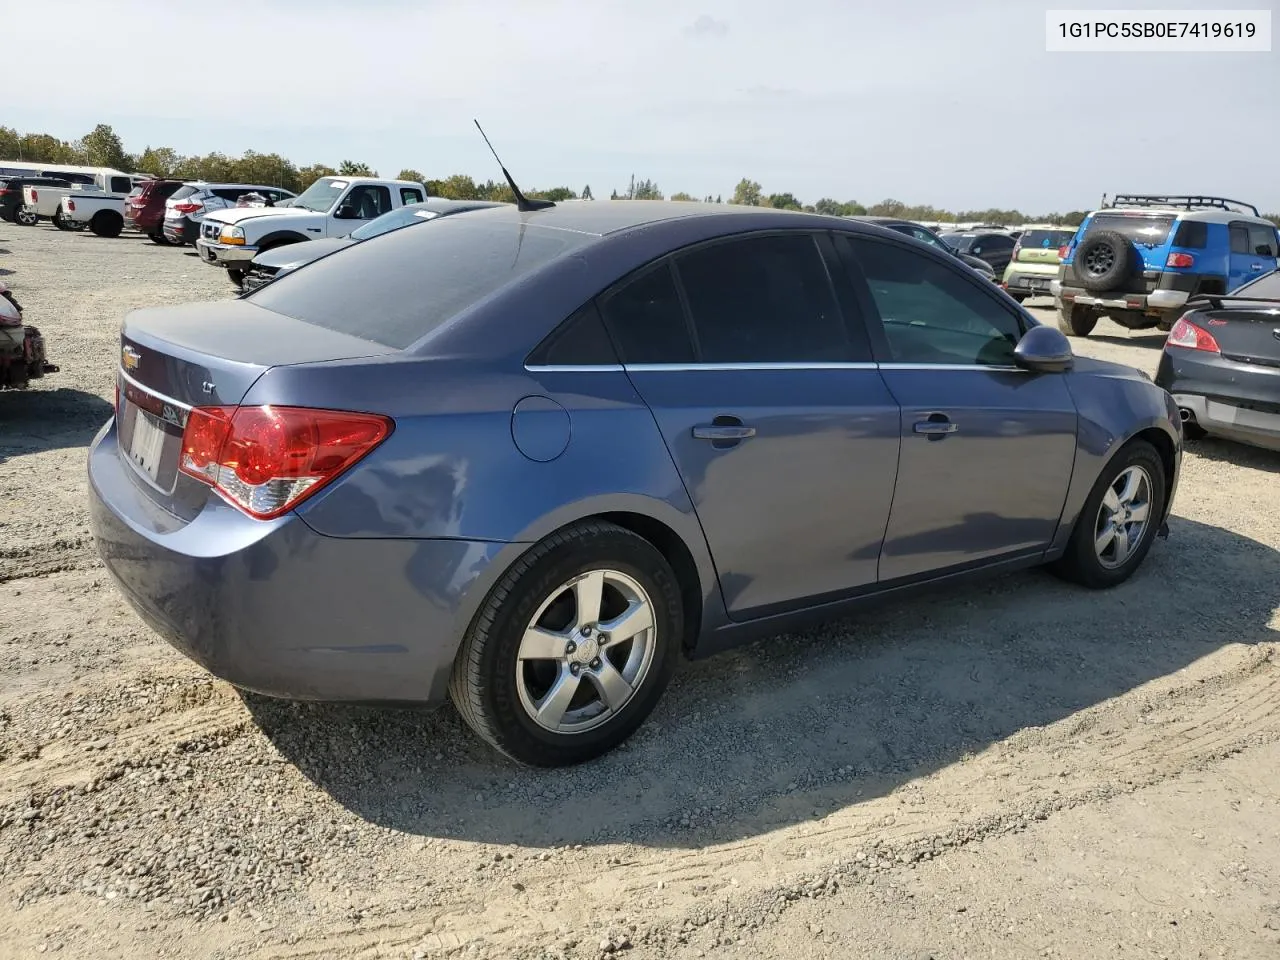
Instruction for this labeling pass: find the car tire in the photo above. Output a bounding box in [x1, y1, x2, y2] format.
[1051, 439, 1166, 589]
[449, 520, 683, 767]
[1008, 292, 1028, 303]
[1075, 229, 1134, 292]
[226, 268, 245, 291]
[149, 230, 170, 245]
[15, 208, 37, 227]
[89, 211, 123, 238]
[1057, 303, 1098, 337]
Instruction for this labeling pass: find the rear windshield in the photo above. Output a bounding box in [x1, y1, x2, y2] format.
[1020, 229, 1076, 250]
[248, 213, 592, 349]
[940, 234, 975, 252]
[169, 185, 198, 201]
[1086, 213, 1175, 245]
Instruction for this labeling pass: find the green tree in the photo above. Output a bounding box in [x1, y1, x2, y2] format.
[232, 151, 299, 190]
[670, 192, 696, 202]
[731, 178, 762, 206]
[337, 160, 376, 177]
[581, 184, 593, 200]
[135, 146, 183, 177]
[80, 123, 130, 170]
[437, 174, 480, 199]
[868, 198, 907, 217]
[532, 186, 577, 202]
[632, 178, 662, 200]
[765, 192, 801, 210]
[397, 168, 426, 184]
[297, 164, 338, 190]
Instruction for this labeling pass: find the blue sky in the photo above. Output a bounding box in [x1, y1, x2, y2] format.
[8, 0, 1278, 213]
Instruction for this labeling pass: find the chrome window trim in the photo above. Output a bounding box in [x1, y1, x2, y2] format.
[625, 362, 880, 372]
[523, 363, 626, 373]
[878, 362, 1029, 373]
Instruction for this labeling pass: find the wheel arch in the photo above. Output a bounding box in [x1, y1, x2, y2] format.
[257, 231, 309, 251]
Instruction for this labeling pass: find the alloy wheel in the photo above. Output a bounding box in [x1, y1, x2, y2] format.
[515, 568, 657, 734]
[1094, 465, 1152, 569]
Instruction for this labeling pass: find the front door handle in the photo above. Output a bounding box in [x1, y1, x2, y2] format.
[693, 423, 756, 441]
[913, 414, 958, 439]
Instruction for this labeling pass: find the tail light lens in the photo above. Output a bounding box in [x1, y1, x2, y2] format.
[66, 200, 75, 212]
[29, 189, 37, 202]
[173, 202, 202, 214]
[1058, 245, 1070, 259]
[179, 405, 393, 520]
[1166, 252, 1195, 268]
[1167, 315, 1220, 354]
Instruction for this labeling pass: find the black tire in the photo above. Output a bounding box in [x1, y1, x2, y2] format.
[1075, 229, 1133, 292]
[1057, 302, 1098, 337]
[90, 211, 123, 238]
[14, 208, 37, 227]
[1008, 292, 1028, 304]
[1051, 439, 1166, 589]
[449, 520, 683, 766]
[226, 268, 245, 291]
[149, 230, 170, 245]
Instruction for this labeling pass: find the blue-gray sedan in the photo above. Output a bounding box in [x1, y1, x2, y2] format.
[89, 201, 1183, 766]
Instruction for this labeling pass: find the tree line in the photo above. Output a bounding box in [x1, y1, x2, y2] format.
[3, 123, 1276, 227]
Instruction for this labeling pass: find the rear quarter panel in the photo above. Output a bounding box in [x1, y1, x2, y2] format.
[1052, 359, 1182, 552]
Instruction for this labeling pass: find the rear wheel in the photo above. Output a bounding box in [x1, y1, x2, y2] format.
[15, 208, 37, 227]
[149, 230, 170, 245]
[1051, 440, 1166, 589]
[449, 521, 682, 766]
[90, 211, 123, 238]
[1057, 302, 1097, 337]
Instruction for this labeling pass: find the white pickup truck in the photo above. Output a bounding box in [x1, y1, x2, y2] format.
[195, 175, 427, 287]
[21, 169, 148, 234]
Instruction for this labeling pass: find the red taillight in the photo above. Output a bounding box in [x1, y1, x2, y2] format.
[1167, 315, 1220, 354]
[173, 202, 202, 214]
[1058, 245, 1070, 259]
[66, 199, 75, 212]
[1166, 252, 1195, 268]
[0, 188, 10, 196]
[179, 405, 393, 520]
[29, 189, 37, 202]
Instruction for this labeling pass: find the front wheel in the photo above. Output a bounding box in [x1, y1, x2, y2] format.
[226, 268, 245, 290]
[449, 521, 683, 766]
[1051, 440, 1166, 589]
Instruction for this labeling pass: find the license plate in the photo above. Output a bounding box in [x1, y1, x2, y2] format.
[127, 405, 168, 482]
[1028, 280, 1048, 292]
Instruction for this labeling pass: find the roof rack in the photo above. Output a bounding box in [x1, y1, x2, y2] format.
[1102, 194, 1260, 217]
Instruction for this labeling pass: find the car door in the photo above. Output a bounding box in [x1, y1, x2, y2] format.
[973, 233, 1015, 273]
[600, 231, 902, 618]
[328, 184, 392, 237]
[1244, 224, 1280, 285]
[834, 233, 1078, 582]
[1227, 222, 1272, 290]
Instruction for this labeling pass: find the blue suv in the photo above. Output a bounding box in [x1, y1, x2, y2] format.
[1051, 195, 1280, 338]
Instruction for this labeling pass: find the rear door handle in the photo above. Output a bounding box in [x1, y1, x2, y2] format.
[693, 423, 756, 441]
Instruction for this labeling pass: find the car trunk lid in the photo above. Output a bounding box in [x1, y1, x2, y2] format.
[115, 299, 397, 520]
[1192, 302, 1280, 368]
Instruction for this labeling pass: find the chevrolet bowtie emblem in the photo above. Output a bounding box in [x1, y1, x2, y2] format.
[121, 346, 141, 371]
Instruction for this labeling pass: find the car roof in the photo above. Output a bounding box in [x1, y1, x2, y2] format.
[1093, 206, 1274, 225]
[447, 199, 822, 238]
[411, 198, 509, 214]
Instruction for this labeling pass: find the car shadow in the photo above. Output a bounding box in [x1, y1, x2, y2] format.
[0, 387, 113, 461]
[1087, 332, 1168, 349]
[243, 515, 1279, 850]
[1188, 436, 1280, 474]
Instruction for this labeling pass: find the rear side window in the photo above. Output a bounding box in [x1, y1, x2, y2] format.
[1247, 225, 1277, 257]
[1172, 220, 1207, 249]
[109, 176, 132, 193]
[599, 263, 694, 364]
[526, 303, 618, 366]
[250, 215, 590, 349]
[169, 185, 198, 201]
[1230, 225, 1251, 254]
[213, 187, 256, 202]
[401, 187, 424, 205]
[674, 234, 851, 363]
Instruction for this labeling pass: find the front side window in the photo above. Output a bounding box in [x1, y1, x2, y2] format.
[675, 234, 851, 363]
[841, 236, 1023, 366]
[344, 185, 392, 219]
[1247, 225, 1278, 258]
[598, 263, 694, 364]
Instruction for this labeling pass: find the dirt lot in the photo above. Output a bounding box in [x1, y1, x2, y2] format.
[2, 224, 1278, 960]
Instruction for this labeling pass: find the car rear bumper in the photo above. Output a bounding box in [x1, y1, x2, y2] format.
[126, 208, 162, 233]
[1156, 348, 1280, 451]
[196, 239, 257, 266]
[88, 417, 507, 704]
[1004, 270, 1058, 295]
[163, 217, 199, 244]
[1050, 281, 1190, 312]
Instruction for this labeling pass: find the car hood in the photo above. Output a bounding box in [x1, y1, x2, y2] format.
[253, 237, 352, 270]
[204, 206, 316, 226]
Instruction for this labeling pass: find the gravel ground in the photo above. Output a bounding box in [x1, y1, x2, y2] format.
[2, 224, 1278, 960]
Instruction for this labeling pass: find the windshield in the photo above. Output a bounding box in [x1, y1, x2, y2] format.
[1020, 229, 1076, 250]
[1086, 213, 1175, 246]
[350, 205, 438, 241]
[291, 177, 348, 213]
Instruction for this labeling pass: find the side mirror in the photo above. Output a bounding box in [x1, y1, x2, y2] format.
[1014, 324, 1073, 373]
[335, 202, 357, 219]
